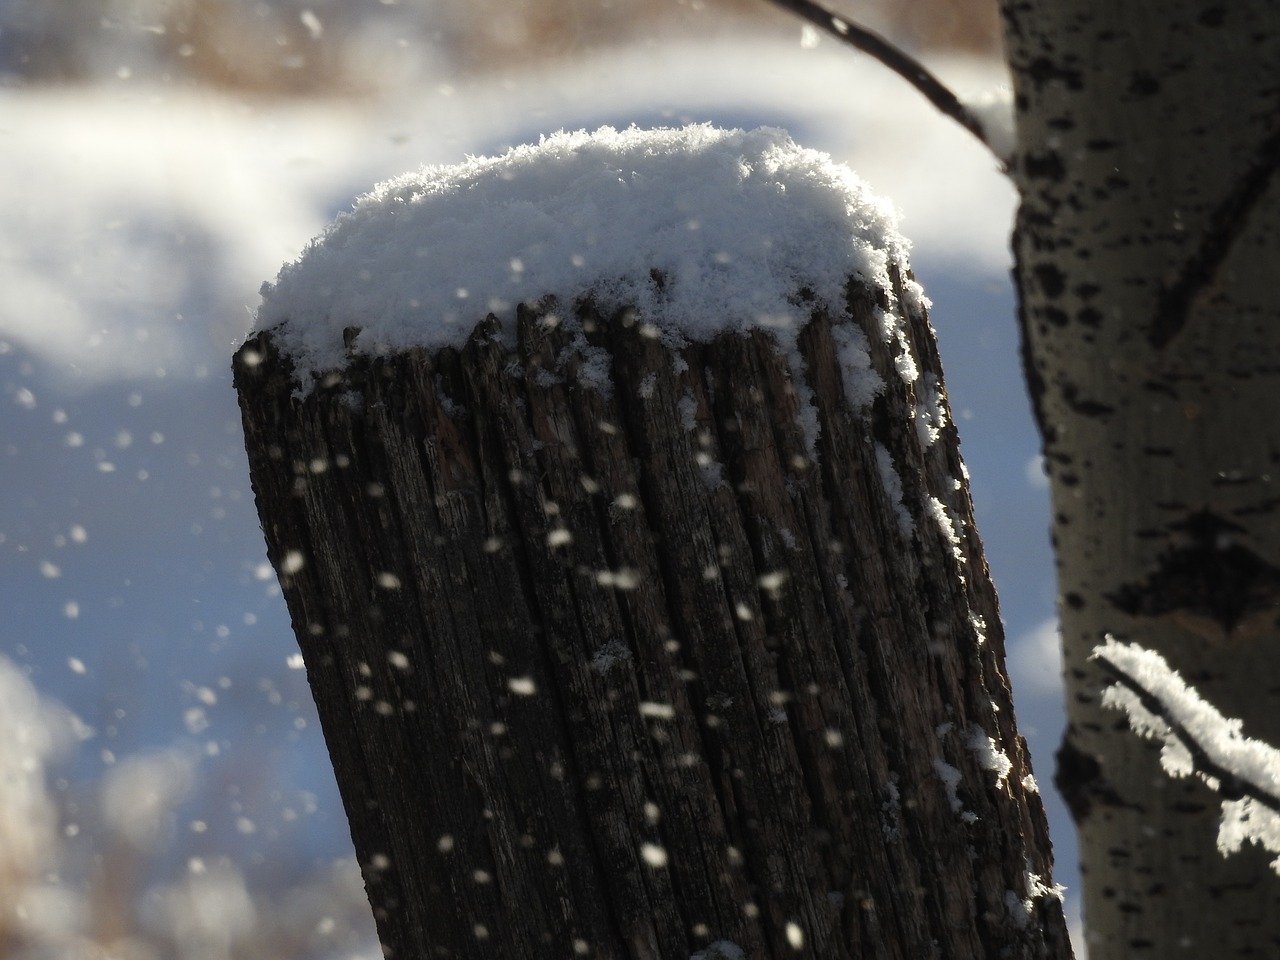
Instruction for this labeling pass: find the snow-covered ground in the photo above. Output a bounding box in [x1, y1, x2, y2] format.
[0, 28, 1076, 955]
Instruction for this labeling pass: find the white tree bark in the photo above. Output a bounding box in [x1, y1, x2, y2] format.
[1002, 1, 1280, 956]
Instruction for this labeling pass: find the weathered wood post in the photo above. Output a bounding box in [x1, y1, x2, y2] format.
[232, 126, 1071, 959]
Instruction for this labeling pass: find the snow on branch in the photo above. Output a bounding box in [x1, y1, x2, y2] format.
[1092, 637, 1280, 872]
[762, 0, 1011, 166]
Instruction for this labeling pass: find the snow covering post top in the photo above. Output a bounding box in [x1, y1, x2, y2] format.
[253, 124, 921, 389]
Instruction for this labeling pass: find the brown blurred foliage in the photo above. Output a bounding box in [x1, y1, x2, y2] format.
[3, 0, 1001, 95]
[161, 0, 1004, 94]
[441, 0, 1002, 74]
[158, 0, 350, 95]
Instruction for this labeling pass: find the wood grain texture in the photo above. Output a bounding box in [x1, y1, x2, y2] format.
[233, 270, 1071, 959]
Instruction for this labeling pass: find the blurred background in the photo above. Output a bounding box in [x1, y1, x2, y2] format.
[2, 0, 1002, 91]
[0, 1, 1072, 957]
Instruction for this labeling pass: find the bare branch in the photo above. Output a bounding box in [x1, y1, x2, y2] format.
[761, 0, 1004, 164]
[1093, 650, 1280, 813]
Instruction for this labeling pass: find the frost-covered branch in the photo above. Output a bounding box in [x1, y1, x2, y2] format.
[1093, 637, 1280, 871]
[761, 0, 1009, 166]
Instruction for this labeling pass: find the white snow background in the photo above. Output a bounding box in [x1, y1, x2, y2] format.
[0, 26, 1074, 952]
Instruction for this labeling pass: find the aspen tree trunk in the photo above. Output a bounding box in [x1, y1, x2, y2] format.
[1002, 2, 1280, 956]
[233, 271, 1070, 958]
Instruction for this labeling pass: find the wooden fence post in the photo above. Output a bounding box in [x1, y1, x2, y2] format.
[232, 129, 1071, 960]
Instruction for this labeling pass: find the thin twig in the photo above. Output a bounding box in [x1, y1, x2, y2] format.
[762, 0, 1000, 163]
[1094, 651, 1280, 813]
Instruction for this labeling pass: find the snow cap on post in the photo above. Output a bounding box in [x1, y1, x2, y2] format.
[253, 124, 917, 390]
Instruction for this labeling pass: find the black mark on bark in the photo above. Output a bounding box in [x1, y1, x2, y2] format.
[1028, 57, 1085, 91]
[1108, 509, 1280, 638]
[1128, 71, 1161, 97]
[1061, 383, 1116, 417]
[1024, 150, 1067, 182]
[1056, 736, 1140, 823]
[1150, 123, 1280, 349]
[1033, 263, 1066, 298]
